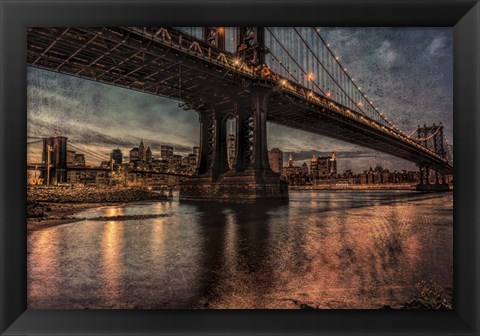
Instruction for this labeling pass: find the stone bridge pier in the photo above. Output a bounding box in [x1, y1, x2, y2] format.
[179, 87, 289, 202]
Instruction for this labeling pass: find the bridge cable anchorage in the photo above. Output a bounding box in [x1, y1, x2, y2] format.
[311, 27, 403, 133]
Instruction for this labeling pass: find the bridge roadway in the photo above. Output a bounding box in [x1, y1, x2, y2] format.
[27, 27, 453, 174]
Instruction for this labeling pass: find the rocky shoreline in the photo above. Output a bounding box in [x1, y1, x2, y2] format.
[27, 187, 171, 233]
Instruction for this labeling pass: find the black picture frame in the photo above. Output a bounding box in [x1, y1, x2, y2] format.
[1, 0, 479, 335]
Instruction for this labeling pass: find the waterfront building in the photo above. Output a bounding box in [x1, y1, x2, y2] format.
[268, 148, 283, 173]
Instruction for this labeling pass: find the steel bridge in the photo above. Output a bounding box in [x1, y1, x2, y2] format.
[27, 27, 453, 201]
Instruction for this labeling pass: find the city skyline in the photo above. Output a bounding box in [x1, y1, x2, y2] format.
[27, 27, 453, 173]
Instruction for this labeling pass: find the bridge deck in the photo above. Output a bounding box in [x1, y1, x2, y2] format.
[27, 27, 453, 174]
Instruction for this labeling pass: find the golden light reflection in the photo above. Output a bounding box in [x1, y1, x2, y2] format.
[223, 210, 238, 275]
[28, 229, 60, 299]
[101, 220, 123, 302]
[150, 217, 167, 261]
[106, 206, 124, 217]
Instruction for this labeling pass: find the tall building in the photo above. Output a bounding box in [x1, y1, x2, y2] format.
[310, 154, 318, 179]
[268, 148, 283, 173]
[138, 140, 146, 163]
[129, 140, 151, 168]
[112, 148, 123, 164]
[282, 154, 310, 185]
[227, 134, 236, 169]
[288, 154, 294, 167]
[160, 145, 174, 160]
[314, 152, 337, 179]
[146, 147, 153, 165]
[129, 147, 139, 163]
[192, 146, 199, 165]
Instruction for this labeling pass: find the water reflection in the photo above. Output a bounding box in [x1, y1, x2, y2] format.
[101, 219, 123, 305]
[28, 191, 453, 309]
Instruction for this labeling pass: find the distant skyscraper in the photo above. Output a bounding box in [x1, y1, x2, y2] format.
[193, 146, 199, 164]
[160, 145, 174, 160]
[288, 154, 294, 167]
[268, 148, 283, 173]
[311, 152, 337, 179]
[310, 155, 318, 179]
[112, 148, 123, 164]
[146, 147, 152, 165]
[129, 147, 139, 163]
[227, 134, 236, 169]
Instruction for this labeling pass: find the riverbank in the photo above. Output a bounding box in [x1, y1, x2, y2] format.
[27, 187, 170, 233]
[290, 183, 417, 191]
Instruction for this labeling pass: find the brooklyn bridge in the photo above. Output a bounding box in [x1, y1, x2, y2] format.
[27, 27, 454, 201]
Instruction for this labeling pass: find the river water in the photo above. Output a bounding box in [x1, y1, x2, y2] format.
[27, 190, 453, 309]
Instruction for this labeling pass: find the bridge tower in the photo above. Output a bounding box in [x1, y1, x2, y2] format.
[41, 136, 68, 185]
[415, 123, 450, 192]
[180, 27, 288, 202]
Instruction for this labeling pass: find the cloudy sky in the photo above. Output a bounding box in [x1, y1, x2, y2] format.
[27, 27, 452, 173]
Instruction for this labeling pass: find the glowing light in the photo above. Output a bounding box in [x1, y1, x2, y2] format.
[326, 91, 332, 98]
[326, 43, 330, 47]
[344, 68, 347, 71]
[280, 79, 287, 85]
[307, 73, 314, 81]
[233, 58, 240, 66]
[335, 56, 340, 60]
[357, 101, 363, 107]
[217, 27, 225, 34]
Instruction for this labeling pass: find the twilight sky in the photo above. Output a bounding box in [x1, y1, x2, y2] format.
[27, 27, 453, 173]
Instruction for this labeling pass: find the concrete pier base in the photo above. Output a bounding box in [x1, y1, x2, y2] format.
[179, 169, 289, 203]
[416, 183, 450, 192]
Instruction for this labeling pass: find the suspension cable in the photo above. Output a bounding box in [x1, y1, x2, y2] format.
[265, 27, 326, 96]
